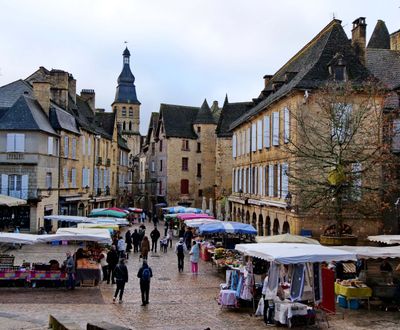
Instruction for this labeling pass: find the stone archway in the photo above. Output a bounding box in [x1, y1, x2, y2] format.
[241, 209, 245, 223]
[246, 211, 250, 224]
[252, 212, 257, 230]
[282, 221, 290, 234]
[233, 207, 236, 221]
[258, 214, 264, 236]
[265, 216, 271, 236]
[273, 218, 280, 235]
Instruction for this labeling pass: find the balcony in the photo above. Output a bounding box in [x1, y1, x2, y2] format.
[7, 153, 24, 160]
[106, 158, 111, 167]
[97, 157, 102, 165]
[2, 188, 38, 201]
[96, 188, 102, 196]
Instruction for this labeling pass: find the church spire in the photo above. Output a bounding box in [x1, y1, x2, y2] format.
[113, 47, 140, 105]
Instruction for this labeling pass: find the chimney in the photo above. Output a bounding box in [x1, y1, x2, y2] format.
[263, 75, 273, 88]
[390, 30, 400, 50]
[68, 75, 76, 104]
[80, 89, 96, 110]
[32, 81, 51, 117]
[352, 17, 367, 65]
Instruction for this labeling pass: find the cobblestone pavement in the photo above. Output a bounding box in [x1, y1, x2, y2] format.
[1, 223, 400, 329]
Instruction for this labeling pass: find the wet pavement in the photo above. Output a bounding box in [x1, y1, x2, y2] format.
[1, 223, 400, 329]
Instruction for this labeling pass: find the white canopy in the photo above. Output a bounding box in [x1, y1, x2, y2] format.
[334, 245, 400, 259]
[235, 243, 356, 264]
[37, 228, 111, 244]
[0, 232, 39, 245]
[44, 215, 89, 223]
[368, 235, 400, 245]
[255, 234, 320, 245]
[0, 194, 27, 207]
[89, 217, 129, 226]
[184, 219, 221, 228]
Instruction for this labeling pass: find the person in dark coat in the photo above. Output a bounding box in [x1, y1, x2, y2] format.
[125, 230, 133, 256]
[137, 260, 153, 306]
[184, 228, 193, 250]
[138, 225, 146, 250]
[150, 226, 160, 253]
[106, 245, 119, 284]
[113, 258, 128, 303]
[131, 229, 140, 253]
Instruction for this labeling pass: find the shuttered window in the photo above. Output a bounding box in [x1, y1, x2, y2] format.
[7, 133, 25, 152]
[48, 136, 54, 155]
[232, 134, 237, 158]
[72, 138, 77, 159]
[263, 115, 270, 148]
[281, 163, 289, 198]
[87, 137, 91, 156]
[268, 164, 274, 197]
[283, 107, 290, 143]
[251, 123, 257, 152]
[272, 112, 279, 146]
[276, 164, 281, 198]
[258, 166, 263, 195]
[63, 168, 68, 188]
[71, 168, 77, 188]
[246, 127, 251, 153]
[94, 168, 99, 190]
[257, 120, 263, 150]
[64, 136, 69, 157]
[243, 168, 247, 193]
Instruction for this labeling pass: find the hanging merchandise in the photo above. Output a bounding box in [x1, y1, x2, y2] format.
[290, 263, 305, 301]
[264, 262, 280, 299]
[240, 260, 254, 301]
[313, 262, 323, 303]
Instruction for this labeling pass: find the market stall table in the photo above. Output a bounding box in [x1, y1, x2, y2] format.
[334, 282, 372, 310]
[274, 301, 309, 327]
[218, 289, 238, 307]
[76, 259, 101, 286]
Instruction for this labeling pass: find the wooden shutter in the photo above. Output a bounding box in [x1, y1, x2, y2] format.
[48, 136, 54, 155]
[1, 174, 8, 195]
[71, 168, 76, 188]
[15, 134, 25, 152]
[88, 137, 91, 156]
[258, 166, 263, 195]
[94, 168, 98, 189]
[272, 112, 279, 146]
[82, 136, 86, 156]
[232, 134, 237, 158]
[277, 164, 281, 198]
[21, 174, 28, 199]
[243, 168, 247, 193]
[284, 107, 290, 143]
[264, 115, 270, 148]
[64, 136, 69, 157]
[63, 168, 68, 188]
[82, 168, 86, 188]
[257, 120, 263, 150]
[6, 134, 14, 152]
[251, 123, 257, 152]
[282, 163, 289, 198]
[72, 139, 76, 159]
[268, 164, 274, 196]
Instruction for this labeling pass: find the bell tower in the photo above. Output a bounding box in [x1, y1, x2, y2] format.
[112, 47, 141, 156]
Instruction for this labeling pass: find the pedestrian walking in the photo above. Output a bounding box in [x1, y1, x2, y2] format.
[125, 230, 132, 258]
[137, 260, 153, 306]
[184, 227, 193, 250]
[152, 213, 158, 227]
[106, 245, 119, 284]
[160, 236, 168, 253]
[131, 229, 140, 253]
[189, 240, 200, 274]
[117, 236, 126, 258]
[63, 251, 75, 290]
[150, 226, 160, 253]
[141, 211, 146, 224]
[167, 225, 173, 248]
[113, 258, 128, 303]
[99, 248, 108, 281]
[140, 236, 150, 260]
[164, 219, 169, 236]
[138, 225, 146, 249]
[175, 237, 187, 272]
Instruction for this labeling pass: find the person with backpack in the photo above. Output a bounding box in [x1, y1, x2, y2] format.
[137, 260, 153, 306]
[113, 258, 128, 303]
[106, 245, 119, 284]
[175, 237, 187, 272]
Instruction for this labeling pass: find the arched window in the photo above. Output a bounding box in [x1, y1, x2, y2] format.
[258, 214, 264, 236]
[123, 122, 126, 131]
[282, 221, 290, 234]
[265, 216, 271, 236]
[246, 211, 250, 224]
[129, 121, 132, 131]
[273, 219, 280, 235]
[129, 107, 133, 117]
[252, 212, 257, 230]
[122, 107, 127, 117]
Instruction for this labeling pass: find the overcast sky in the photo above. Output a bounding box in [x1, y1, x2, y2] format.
[0, 1, 399, 134]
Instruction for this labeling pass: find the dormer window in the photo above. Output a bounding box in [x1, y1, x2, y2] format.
[328, 53, 347, 82]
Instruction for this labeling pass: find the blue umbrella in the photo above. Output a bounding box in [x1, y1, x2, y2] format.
[198, 221, 257, 235]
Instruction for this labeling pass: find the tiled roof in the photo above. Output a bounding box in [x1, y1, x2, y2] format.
[94, 112, 115, 139]
[366, 49, 400, 90]
[0, 80, 33, 108]
[49, 103, 80, 135]
[0, 95, 56, 134]
[367, 20, 390, 49]
[159, 103, 199, 139]
[193, 99, 216, 124]
[230, 19, 371, 130]
[145, 112, 160, 144]
[216, 98, 253, 137]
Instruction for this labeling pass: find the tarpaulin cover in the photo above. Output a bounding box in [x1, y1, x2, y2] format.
[38, 228, 111, 244]
[184, 219, 221, 228]
[198, 221, 257, 235]
[177, 213, 214, 220]
[43, 215, 89, 223]
[368, 235, 400, 245]
[256, 233, 320, 245]
[334, 245, 400, 259]
[235, 243, 356, 264]
[0, 232, 39, 245]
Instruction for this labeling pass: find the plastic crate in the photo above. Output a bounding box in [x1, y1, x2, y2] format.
[337, 295, 348, 308]
[349, 299, 360, 310]
[51, 241, 60, 246]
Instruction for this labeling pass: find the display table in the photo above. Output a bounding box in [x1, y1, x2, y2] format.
[0, 269, 29, 281]
[218, 289, 238, 307]
[76, 259, 101, 286]
[28, 270, 66, 282]
[274, 301, 308, 327]
[335, 282, 372, 310]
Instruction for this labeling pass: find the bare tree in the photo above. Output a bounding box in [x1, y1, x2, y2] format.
[285, 81, 395, 237]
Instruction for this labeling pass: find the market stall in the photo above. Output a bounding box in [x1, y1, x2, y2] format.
[368, 235, 400, 245]
[233, 243, 356, 327]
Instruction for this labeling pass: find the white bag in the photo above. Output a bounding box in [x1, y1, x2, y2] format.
[255, 298, 264, 316]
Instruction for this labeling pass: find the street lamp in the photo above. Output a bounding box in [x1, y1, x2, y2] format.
[285, 192, 292, 209]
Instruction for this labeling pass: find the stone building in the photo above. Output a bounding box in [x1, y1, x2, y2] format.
[228, 18, 389, 238]
[0, 50, 131, 232]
